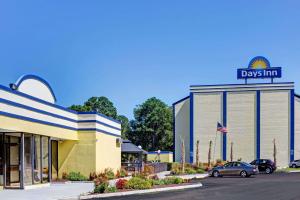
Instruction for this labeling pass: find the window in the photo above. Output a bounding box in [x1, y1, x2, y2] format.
[24, 134, 32, 185]
[0, 133, 3, 186]
[42, 137, 49, 183]
[33, 136, 41, 184]
[224, 162, 232, 168]
[233, 162, 241, 167]
[51, 141, 58, 180]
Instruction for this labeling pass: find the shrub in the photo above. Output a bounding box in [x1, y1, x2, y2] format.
[150, 174, 159, 180]
[143, 165, 155, 175]
[214, 159, 226, 167]
[62, 172, 68, 180]
[151, 179, 165, 186]
[116, 179, 128, 190]
[89, 172, 97, 181]
[132, 172, 148, 179]
[94, 173, 108, 187]
[170, 162, 182, 175]
[116, 169, 128, 178]
[185, 168, 196, 174]
[196, 168, 205, 174]
[94, 183, 108, 193]
[66, 172, 88, 181]
[106, 186, 117, 193]
[163, 177, 184, 185]
[126, 177, 152, 190]
[104, 168, 115, 180]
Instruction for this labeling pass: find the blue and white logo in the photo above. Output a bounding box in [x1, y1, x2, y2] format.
[237, 56, 282, 80]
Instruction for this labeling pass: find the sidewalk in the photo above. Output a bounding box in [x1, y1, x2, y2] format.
[156, 171, 209, 180]
[0, 182, 94, 200]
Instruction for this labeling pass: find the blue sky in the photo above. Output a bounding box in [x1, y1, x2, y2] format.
[0, 1, 299, 119]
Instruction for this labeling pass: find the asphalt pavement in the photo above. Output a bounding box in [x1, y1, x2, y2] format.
[102, 173, 300, 200]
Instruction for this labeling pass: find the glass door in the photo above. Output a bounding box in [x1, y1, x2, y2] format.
[5, 134, 21, 188]
[51, 140, 58, 180]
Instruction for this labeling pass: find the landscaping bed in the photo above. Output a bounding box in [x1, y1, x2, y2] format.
[276, 167, 300, 173]
[59, 163, 208, 198]
[80, 178, 203, 199]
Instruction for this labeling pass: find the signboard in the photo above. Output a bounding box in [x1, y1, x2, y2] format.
[237, 56, 282, 83]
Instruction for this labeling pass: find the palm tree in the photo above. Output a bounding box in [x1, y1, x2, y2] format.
[180, 137, 185, 173]
[273, 138, 277, 166]
[230, 142, 233, 162]
[196, 140, 200, 167]
[208, 140, 212, 168]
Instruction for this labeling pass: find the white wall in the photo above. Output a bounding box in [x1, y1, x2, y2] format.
[174, 98, 190, 163]
[295, 97, 300, 160]
[227, 92, 256, 162]
[261, 91, 290, 167]
[17, 79, 55, 103]
[0, 86, 120, 137]
[193, 93, 222, 163]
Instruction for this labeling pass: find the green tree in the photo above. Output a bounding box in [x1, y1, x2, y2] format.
[84, 97, 118, 119]
[128, 97, 173, 151]
[117, 115, 130, 139]
[69, 96, 118, 119]
[69, 104, 91, 112]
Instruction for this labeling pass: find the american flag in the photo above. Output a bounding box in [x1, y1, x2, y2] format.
[217, 122, 227, 133]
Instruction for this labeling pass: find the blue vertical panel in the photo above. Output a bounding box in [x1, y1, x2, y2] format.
[222, 92, 227, 161]
[172, 104, 175, 162]
[290, 89, 295, 162]
[256, 91, 261, 160]
[190, 92, 194, 163]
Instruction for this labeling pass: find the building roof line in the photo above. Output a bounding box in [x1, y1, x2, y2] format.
[190, 82, 294, 88]
[172, 95, 189, 106]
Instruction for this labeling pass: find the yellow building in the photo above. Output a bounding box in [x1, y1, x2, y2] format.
[0, 75, 121, 189]
[147, 151, 173, 163]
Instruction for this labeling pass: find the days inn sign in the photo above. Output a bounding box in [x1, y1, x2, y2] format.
[237, 56, 282, 83]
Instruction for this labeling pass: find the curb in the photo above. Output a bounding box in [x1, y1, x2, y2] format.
[289, 170, 300, 173]
[79, 183, 203, 199]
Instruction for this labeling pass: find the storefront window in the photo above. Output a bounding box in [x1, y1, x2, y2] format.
[0, 133, 3, 186]
[33, 136, 41, 184]
[42, 137, 49, 183]
[24, 134, 32, 185]
[51, 140, 58, 180]
[5, 134, 21, 188]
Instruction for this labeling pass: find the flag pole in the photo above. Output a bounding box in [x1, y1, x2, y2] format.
[212, 129, 218, 164]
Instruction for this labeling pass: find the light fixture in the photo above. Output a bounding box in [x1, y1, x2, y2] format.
[9, 83, 17, 90]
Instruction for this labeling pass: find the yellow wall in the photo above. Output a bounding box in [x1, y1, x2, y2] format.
[58, 131, 96, 177]
[0, 116, 121, 178]
[147, 152, 173, 163]
[57, 131, 121, 177]
[95, 132, 121, 173]
[0, 115, 78, 140]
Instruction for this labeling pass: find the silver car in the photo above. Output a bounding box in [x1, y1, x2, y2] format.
[209, 161, 258, 178]
[289, 160, 300, 168]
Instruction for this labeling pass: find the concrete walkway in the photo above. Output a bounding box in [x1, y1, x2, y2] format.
[156, 171, 209, 180]
[0, 182, 94, 200]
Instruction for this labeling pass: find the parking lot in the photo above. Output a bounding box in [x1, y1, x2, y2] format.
[104, 173, 300, 200]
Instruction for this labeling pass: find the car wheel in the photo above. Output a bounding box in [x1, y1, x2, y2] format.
[240, 170, 247, 178]
[213, 170, 220, 177]
[265, 167, 272, 174]
[292, 164, 297, 168]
